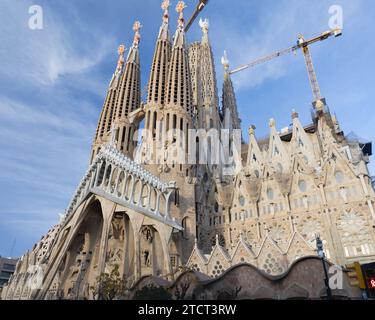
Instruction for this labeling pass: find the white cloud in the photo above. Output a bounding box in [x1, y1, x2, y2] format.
[208, 0, 362, 91]
[0, 0, 116, 86]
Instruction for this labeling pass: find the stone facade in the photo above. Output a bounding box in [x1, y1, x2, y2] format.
[2, 1, 375, 300]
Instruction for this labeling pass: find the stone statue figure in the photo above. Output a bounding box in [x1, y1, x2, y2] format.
[142, 250, 151, 267]
[140, 227, 153, 268]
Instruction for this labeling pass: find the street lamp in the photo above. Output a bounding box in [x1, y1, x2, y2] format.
[316, 234, 332, 300]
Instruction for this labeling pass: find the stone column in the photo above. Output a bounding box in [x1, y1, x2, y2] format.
[97, 199, 116, 275]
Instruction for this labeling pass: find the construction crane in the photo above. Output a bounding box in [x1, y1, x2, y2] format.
[185, 0, 209, 32]
[228, 28, 343, 107]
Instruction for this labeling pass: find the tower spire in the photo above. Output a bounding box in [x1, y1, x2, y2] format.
[221, 51, 241, 130]
[190, 17, 220, 130]
[147, 1, 172, 105]
[165, 1, 193, 116]
[91, 44, 127, 163]
[109, 21, 142, 158]
[114, 21, 142, 120]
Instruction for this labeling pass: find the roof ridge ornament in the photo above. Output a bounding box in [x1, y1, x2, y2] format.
[132, 21, 142, 47]
[176, 1, 187, 29]
[199, 18, 209, 33]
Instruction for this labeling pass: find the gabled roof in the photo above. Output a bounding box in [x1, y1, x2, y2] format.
[187, 240, 208, 266]
[207, 235, 231, 264]
[285, 231, 315, 253]
[231, 233, 256, 260]
[256, 234, 284, 258]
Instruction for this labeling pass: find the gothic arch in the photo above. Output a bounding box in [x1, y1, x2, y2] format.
[132, 179, 142, 204]
[140, 183, 150, 208]
[103, 164, 112, 188]
[96, 161, 106, 187]
[124, 175, 133, 200]
[159, 193, 167, 217]
[109, 167, 119, 193]
[149, 188, 157, 211]
[116, 171, 126, 197]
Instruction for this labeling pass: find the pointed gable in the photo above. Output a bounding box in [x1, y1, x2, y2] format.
[268, 119, 290, 171]
[187, 239, 208, 274]
[291, 111, 317, 166]
[246, 126, 263, 172]
[322, 144, 358, 187]
[286, 232, 315, 263]
[206, 235, 231, 278]
[256, 235, 287, 275]
[231, 233, 257, 266]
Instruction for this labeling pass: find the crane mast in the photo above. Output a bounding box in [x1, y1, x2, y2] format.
[301, 44, 322, 102]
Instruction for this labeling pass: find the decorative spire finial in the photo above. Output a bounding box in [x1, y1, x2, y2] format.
[248, 125, 256, 136]
[269, 118, 276, 128]
[221, 50, 230, 72]
[132, 21, 142, 46]
[161, 0, 170, 23]
[176, 1, 187, 28]
[115, 44, 126, 75]
[199, 18, 209, 33]
[291, 109, 299, 119]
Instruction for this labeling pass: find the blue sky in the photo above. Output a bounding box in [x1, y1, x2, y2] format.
[0, 0, 374, 257]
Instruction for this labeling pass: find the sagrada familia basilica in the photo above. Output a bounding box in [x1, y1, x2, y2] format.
[2, 1, 375, 299]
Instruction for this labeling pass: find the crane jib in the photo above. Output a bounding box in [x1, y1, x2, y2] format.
[227, 28, 342, 104]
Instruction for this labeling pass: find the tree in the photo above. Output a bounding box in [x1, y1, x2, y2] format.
[174, 274, 191, 300]
[133, 285, 172, 300]
[91, 264, 128, 300]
